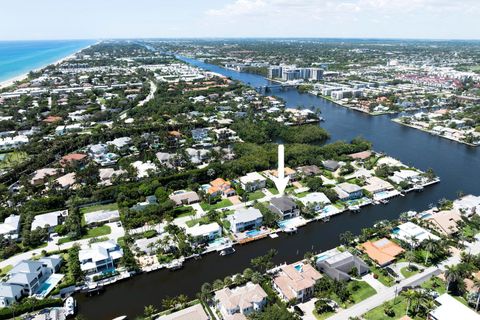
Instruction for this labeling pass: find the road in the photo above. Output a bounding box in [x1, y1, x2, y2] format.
[138, 80, 156, 107]
[326, 241, 471, 320]
[0, 222, 125, 269]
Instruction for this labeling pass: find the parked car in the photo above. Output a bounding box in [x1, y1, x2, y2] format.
[293, 306, 304, 316]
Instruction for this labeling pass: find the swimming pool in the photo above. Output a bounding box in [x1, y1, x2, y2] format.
[316, 254, 329, 262]
[293, 264, 303, 272]
[246, 229, 261, 237]
[392, 228, 400, 234]
[36, 273, 64, 297]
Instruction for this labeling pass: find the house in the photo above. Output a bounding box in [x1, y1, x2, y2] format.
[131, 195, 157, 211]
[317, 249, 369, 281]
[30, 168, 59, 185]
[60, 153, 87, 167]
[169, 190, 200, 206]
[265, 167, 297, 181]
[99, 168, 126, 186]
[426, 209, 462, 236]
[322, 160, 340, 172]
[79, 240, 123, 275]
[207, 178, 235, 198]
[363, 176, 394, 194]
[131, 161, 157, 178]
[156, 303, 210, 320]
[453, 195, 480, 216]
[0, 214, 20, 239]
[31, 209, 68, 232]
[55, 172, 76, 189]
[273, 261, 322, 302]
[4, 257, 62, 298]
[0, 283, 23, 308]
[392, 222, 440, 246]
[84, 209, 120, 226]
[228, 207, 263, 233]
[390, 170, 421, 185]
[239, 172, 267, 192]
[296, 165, 321, 177]
[186, 222, 222, 243]
[334, 182, 363, 201]
[298, 192, 331, 212]
[348, 150, 372, 160]
[191, 128, 210, 142]
[215, 282, 267, 319]
[360, 238, 405, 266]
[156, 152, 175, 167]
[429, 293, 479, 320]
[186, 148, 210, 165]
[269, 196, 300, 220]
[107, 137, 131, 152]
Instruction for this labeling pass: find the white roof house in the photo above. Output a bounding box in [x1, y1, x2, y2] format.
[215, 282, 268, 318]
[390, 170, 420, 184]
[156, 303, 209, 320]
[430, 293, 480, 320]
[0, 215, 20, 238]
[228, 207, 263, 233]
[298, 192, 331, 209]
[453, 195, 480, 216]
[107, 137, 132, 149]
[31, 210, 68, 231]
[131, 161, 157, 178]
[79, 240, 123, 274]
[239, 172, 267, 191]
[392, 221, 439, 246]
[186, 222, 222, 241]
[84, 209, 120, 225]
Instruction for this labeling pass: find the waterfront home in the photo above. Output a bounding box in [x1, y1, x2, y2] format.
[363, 176, 394, 194]
[239, 172, 267, 192]
[348, 150, 372, 160]
[214, 282, 268, 319]
[390, 169, 421, 185]
[30, 168, 59, 186]
[206, 178, 236, 198]
[79, 240, 123, 275]
[334, 182, 363, 201]
[84, 208, 120, 226]
[317, 249, 369, 281]
[392, 222, 440, 246]
[269, 196, 300, 220]
[426, 209, 462, 236]
[297, 192, 331, 212]
[360, 238, 405, 267]
[322, 160, 340, 172]
[169, 190, 200, 206]
[296, 165, 321, 177]
[2, 257, 62, 300]
[228, 207, 263, 233]
[31, 209, 68, 232]
[186, 222, 222, 243]
[273, 261, 322, 303]
[59, 153, 87, 167]
[429, 293, 479, 320]
[453, 194, 480, 216]
[156, 303, 209, 320]
[0, 214, 20, 239]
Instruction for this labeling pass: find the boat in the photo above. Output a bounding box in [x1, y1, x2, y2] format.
[269, 233, 279, 239]
[111, 317, 128, 320]
[380, 199, 389, 204]
[284, 226, 298, 234]
[348, 205, 361, 212]
[64, 297, 76, 316]
[83, 283, 104, 296]
[192, 253, 202, 260]
[167, 259, 184, 271]
[322, 216, 330, 222]
[414, 185, 424, 192]
[219, 246, 236, 256]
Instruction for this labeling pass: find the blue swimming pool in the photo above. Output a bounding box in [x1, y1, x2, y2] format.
[392, 227, 400, 234]
[316, 254, 329, 262]
[294, 264, 303, 272]
[246, 229, 261, 237]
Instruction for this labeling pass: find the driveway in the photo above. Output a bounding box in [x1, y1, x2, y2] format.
[296, 298, 317, 320]
[362, 273, 388, 292]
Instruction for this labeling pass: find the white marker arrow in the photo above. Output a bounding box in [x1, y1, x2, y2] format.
[273, 144, 289, 195]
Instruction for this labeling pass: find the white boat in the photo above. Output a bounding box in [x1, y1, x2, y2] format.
[112, 317, 127, 320]
[284, 226, 297, 233]
[348, 205, 361, 212]
[219, 246, 235, 256]
[167, 259, 184, 271]
[380, 199, 389, 204]
[414, 185, 424, 192]
[64, 297, 76, 316]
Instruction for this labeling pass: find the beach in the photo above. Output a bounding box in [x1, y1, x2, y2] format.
[0, 41, 97, 90]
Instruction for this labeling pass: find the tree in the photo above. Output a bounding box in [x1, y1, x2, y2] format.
[315, 299, 334, 314]
[200, 282, 212, 300]
[305, 177, 323, 191]
[67, 245, 84, 283]
[445, 265, 462, 293]
[251, 249, 278, 273]
[339, 231, 354, 246]
[401, 289, 416, 316]
[423, 239, 438, 265]
[405, 250, 416, 268]
[143, 305, 157, 319]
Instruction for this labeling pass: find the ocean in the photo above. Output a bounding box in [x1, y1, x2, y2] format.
[0, 40, 95, 83]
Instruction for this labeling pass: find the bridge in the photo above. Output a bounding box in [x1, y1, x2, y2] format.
[255, 83, 299, 93]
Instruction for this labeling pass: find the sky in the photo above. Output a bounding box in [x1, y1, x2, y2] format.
[1, 0, 480, 40]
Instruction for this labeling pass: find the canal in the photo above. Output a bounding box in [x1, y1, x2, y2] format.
[76, 57, 480, 320]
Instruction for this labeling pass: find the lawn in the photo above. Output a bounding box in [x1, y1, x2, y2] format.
[247, 190, 265, 201]
[349, 281, 377, 304]
[363, 296, 411, 320]
[371, 266, 395, 287]
[200, 199, 233, 211]
[295, 191, 310, 198]
[268, 188, 279, 195]
[80, 202, 119, 214]
[0, 151, 29, 169]
[400, 266, 420, 278]
[0, 265, 13, 276]
[58, 225, 111, 244]
[185, 216, 210, 228]
[173, 206, 195, 218]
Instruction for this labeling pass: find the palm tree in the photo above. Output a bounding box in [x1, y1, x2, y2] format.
[405, 250, 416, 268]
[401, 289, 416, 316]
[423, 239, 438, 265]
[339, 231, 354, 246]
[445, 265, 461, 293]
[143, 305, 157, 319]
